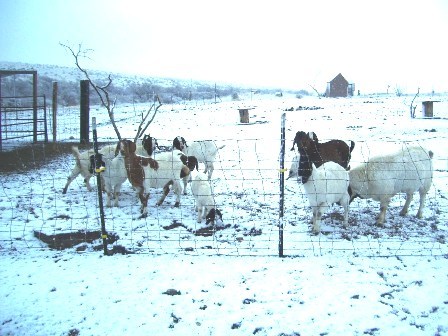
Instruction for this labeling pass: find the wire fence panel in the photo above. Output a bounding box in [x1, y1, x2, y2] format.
[0, 96, 48, 149]
[0, 137, 447, 257]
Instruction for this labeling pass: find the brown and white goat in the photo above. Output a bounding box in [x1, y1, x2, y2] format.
[119, 139, 185, 216]
[289, 131, 355, 183]
[178, 153, 199, 193]
[141, 134, 159, 157]
[119, 140, 158, 216]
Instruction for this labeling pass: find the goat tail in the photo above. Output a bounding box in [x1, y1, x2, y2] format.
[71, 146, 83, 169]
[428, 150, 434, 159]
[349, 141, 355, 153]
[217, 145, 226, 150]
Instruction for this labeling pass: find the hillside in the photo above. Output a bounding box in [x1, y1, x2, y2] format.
[1, 61, 285, 106]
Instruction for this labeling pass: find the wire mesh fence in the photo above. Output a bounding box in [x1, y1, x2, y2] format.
[0, 135, 447, 257]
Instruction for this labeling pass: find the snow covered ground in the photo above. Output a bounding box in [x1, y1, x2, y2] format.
[1, 92, 448, 335]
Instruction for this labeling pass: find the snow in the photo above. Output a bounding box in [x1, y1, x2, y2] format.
[1, 92, 448, 335]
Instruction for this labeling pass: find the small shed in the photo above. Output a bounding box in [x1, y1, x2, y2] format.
[421, 101, 440, 118]
[326, 73, 355, 97]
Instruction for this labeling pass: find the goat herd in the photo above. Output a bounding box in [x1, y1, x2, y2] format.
[63, 136, 224, 225]
[62, 132, 434, 235]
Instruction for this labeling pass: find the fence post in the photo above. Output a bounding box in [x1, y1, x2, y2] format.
[52, 82, 58, 142]
[279, 113, 286, 257]
[32, 71, 38, 143]
[80, 80, 90, 144]
[0, 74, 2, 151]
[92, 117, 108, 255]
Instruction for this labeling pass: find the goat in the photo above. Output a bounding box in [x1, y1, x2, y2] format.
[302, 161, 350, 234]
[173, 136, 225, 180]
[289, 131, 355, 183]
[190, 172, 223, 225]
[141, 134, 159, 157]
[102, 151, 128, 207]
[173, 136, 187, 151]
[119, 139, 186, 216]
[348, 145, 433, 226]
[118, 139, 159, 216]
[178, 154, 199, 193]
[62, 144, 117, 194]
[63, 134, 160, 194]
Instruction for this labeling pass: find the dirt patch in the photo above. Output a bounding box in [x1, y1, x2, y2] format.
[163, 220, 230, 237]
[34, 230, 102, 250]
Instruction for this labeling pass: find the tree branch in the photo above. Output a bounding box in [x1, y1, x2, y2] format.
[61, 43, 159, 143]
[410, 87, 420, 118]
[61, 43, 122, 140]
[134, 95, 162, 142]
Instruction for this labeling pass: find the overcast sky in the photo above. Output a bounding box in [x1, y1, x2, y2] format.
[1, 0, 447, 93]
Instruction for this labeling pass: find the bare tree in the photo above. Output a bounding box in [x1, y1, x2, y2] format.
[308, 84, 322, 97]
[410, 87, 420, 118]
[60, 43, 161, 142]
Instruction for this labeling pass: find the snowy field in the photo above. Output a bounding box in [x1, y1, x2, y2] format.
[1, 92, 448, 335]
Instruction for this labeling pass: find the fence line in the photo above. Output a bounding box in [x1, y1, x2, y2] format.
[0, 133, 446, 257]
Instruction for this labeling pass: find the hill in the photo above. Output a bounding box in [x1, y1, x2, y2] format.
[0, 61, 266, 106]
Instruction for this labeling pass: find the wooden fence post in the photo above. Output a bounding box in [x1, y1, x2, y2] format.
[52, 82, 58, 142]
[80, 80, 90, 144]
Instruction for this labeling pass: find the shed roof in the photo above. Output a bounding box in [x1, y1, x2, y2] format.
[329, 73, 349, 84]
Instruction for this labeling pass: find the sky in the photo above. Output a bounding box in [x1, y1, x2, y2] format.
[1, 0, 447, 93]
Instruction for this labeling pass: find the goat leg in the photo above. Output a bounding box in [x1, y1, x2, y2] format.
[138, 191, 149, 217]
[157, 180, 173, 206]
[399, 192, 414, 217]
[377, 200, 390, 226]
[416, 189, 427, 219]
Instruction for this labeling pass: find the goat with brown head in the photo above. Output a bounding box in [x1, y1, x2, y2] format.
[142, 134, 159, 157]
[118, 139, 159, 216]
[290, 131, 355, 183]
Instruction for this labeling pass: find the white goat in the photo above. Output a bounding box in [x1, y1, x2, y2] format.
[62, 144, 117, 194]
[303, 161, 350, 234]
[173, 137, 225, 180]
[348, 145, 433, 226]
[190, 172, 223, 225]
[102, 151, 128, 207]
